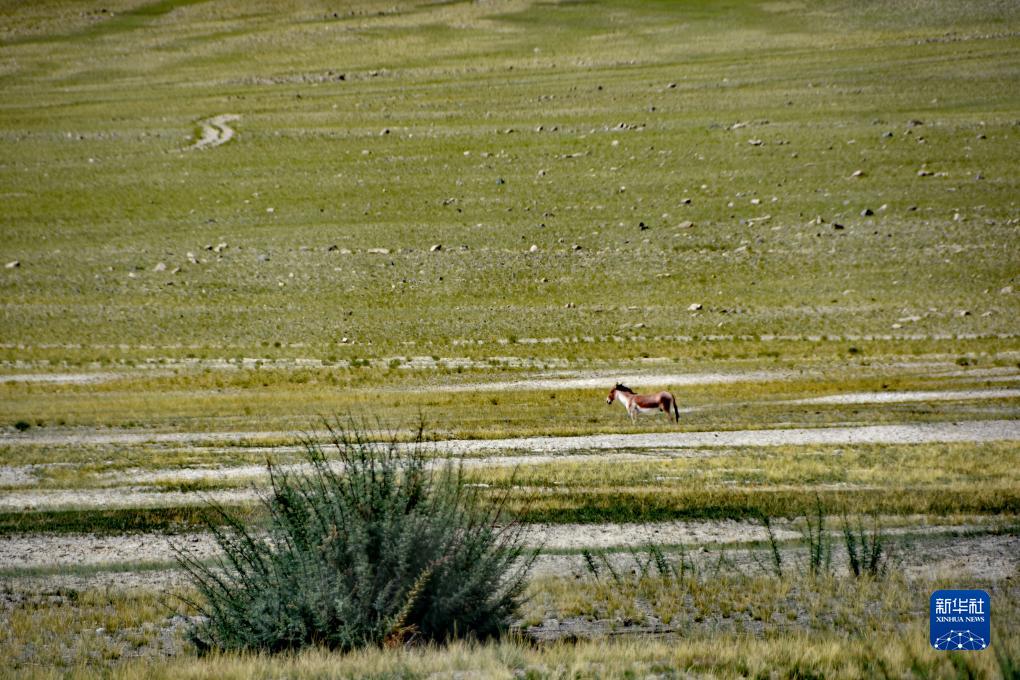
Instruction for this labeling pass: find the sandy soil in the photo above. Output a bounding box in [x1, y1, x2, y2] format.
[4, 530, 1015, 593]
[439, 419, 1020, 455]
[0, 519, 1007, 571]
[4, 409, 1018, 449]
[429, 370, 789, 392]
[789, 388, 1020, 405]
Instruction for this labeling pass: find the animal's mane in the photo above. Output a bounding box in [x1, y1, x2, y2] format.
[614, 383, 634, 394]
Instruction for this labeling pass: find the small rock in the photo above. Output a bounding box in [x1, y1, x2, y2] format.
[327, 245, 339, 252]
[339, 248, 353, 255]
[957, 310, 971, 317]
[748, 139, 763, 146]
[917, 169, 933, 177]
[687, 303, 702, 311]
[680, 198, 692, 205]
[572, 244, 582, 251]
[5, 260, 20, 269]
[861, 208, 874, 216]
[882, 131, 894, 138]
[1001, 285, 1013, 295]
[367, 248, 390, 255]
[529, 244, 539, 253]
[380, 128, 390, 136]
[153, 262, 167, 272]
[906, 119, 924, 128]
[171, 266, 181, 274]
[833, 223, 845, 230]
[257, 254, 270, 262]
[430, 244, 442, 252]
[213, 242, 228, 253]
[496, 178, 505, 185]
[678, 220, 694, 229]
[266, 207, 275, 213]
[851, 170, 864, 178]
[186, 252, 199, 264]
[639, 222, 648, 230]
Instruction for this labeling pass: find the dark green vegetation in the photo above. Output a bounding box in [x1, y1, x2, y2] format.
[177, 423, 533, 652]
[1, 0, 1018, 360]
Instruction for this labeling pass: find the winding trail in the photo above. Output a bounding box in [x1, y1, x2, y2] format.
[185, 114, 239, 150]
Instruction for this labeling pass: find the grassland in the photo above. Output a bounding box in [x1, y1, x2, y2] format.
[1, 0, 1019, 676]
[1, 0, 1018, 360]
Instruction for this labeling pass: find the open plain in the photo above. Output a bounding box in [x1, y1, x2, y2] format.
[1, 0, 1019, 676]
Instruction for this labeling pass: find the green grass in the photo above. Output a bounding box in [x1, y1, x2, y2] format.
[2, 569, 1018, 677]
[1, 0, 1017, 360]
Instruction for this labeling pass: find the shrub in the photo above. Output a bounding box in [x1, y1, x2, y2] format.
[175, 419, 535, 653]
[842, 513, 888, 578]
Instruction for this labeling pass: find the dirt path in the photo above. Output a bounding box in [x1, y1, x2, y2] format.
[185, 114, 239, 150]
[4, 414, 1018, 449]
[4, 529, 1016, 592]
[439, 419, 1020, 455]
[0, 519, 1005, 570]
[789, 388, 1020, 405]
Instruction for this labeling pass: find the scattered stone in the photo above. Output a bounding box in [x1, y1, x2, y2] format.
[380, 128, 390, 136]
[171, 267, 181, 274]
[687, 303, 703, 311]
[529, 245, 539, 253]
[677, 221, 695, 229]
[957, 310, 971, 317]
[266, 207, 275, 213]
[339, 248, 352, 255]
[186, 252, 199, 264]
[748, 139, 763, 146]
[367, 248, 390, 255]
[851, 170, 865, 178]
[861, 208, 874, 216]
[5, 260, 19, 269]
[975, 173, 984, 180]
[917, 169, 933, 177]
[496, 178, 505, 185]
[1001, 285, 1014, 295]
[327, 245, 339, 252]
[907, 119, 924, 128]
[213, 242, 228, 253]
[680, 198, 692, 205]
[882, 131, 894, 138]
[833, 223, 845, 230]
[153, 262, 167, 272]
[257, 254, 270, 262]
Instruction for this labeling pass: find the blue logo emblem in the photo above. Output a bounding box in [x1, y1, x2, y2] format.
[930, 590, 990, 651]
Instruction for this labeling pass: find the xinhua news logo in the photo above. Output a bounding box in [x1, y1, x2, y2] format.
[930, 589, 990, 651]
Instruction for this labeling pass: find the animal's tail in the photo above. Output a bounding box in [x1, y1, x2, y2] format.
[671, 393, 680, 423]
